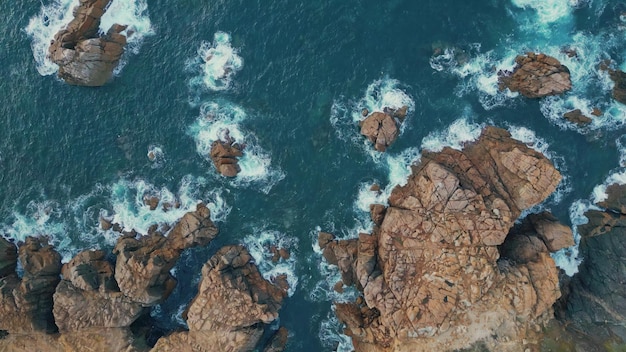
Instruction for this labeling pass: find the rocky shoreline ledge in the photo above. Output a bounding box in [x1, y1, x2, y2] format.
[0, 204, 289, 352]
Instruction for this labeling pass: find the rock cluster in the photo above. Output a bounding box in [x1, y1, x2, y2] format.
[609, 69, 626, 105]
[47, 0, 127, 86]
[153, 245, 288, 352]
[499, 52, 572, 98]
[558, 182, 626, 347]
[320, 126, 569, 351]
[210, 139, 244, 177]
[360, 106, 408, 152]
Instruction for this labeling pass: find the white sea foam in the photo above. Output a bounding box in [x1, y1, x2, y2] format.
[510, 0, 576, 25]
[147, 145, 165, 169]
[552, 199, 590, 275]
[617, 135, 626, 167]
[189, 32, 243, 91]
[188, 101, 284, 194]
[350, 78, 415, 124]
[24, 0, 79, 75]
[25, 0, 153, 76]
[421, 118, 484, 152]
[243, 230, 298, 297]
[319, 310, 355, 352]
[591, 169, 626, 203]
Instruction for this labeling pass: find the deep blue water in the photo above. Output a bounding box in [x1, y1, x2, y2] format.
[3, 0, 626, 350]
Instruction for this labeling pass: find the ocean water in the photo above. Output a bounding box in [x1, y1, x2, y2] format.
[2, 0, 626, 350]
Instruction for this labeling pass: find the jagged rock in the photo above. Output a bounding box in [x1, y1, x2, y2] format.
[144, 196, 160, 211]
[262, 327, 289, 352]
[210, 140, 243, 177]
[0, 237, 61, 333]
[563, 109, 592, 126]
[324, 127, 564, 351]
[152, 245, 286, 352]
[609, 69, 626, 105]
[114, 204, 218, 306]
[47, 0, 128, 86]
[359, 112, 399, 152]
[499, 52, 571, 98]
[369, 204, 386, 226]
[53, 250, 143, 332]
[558, 182, 626, 346]
[528, 211, 574, 252]
[318, 235, 358, 287]
[0, 237, 17, 278]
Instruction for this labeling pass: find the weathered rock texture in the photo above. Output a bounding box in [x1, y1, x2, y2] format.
[114, 203, 218, 306]
[210, 140, 243, 177]
[47, 0, 127, 86]
[558, 182, 626, 346]
[0, 237, 61, 334]
[153, 245, 288, 352]
[360, 106, 408, 152]
[499, 52, 571, 98]
[563, 109, 592, 126]
[322, 126, 568, 351]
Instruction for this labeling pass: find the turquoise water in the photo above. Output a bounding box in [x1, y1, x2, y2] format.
[2, 0, 626, 350]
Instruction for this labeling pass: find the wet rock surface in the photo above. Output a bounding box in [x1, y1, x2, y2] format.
[360, 106, 408, 152]
[563, 109, 592, 126]
[210, 139, 244, 177]
[499, 52, 572, 98]
[47, 0, 127, 86]
[321, 126, 566, 351]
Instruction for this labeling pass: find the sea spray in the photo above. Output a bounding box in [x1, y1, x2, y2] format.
[421, 118, 484, 152]
[243, 230, 299, 297]
[188, 101, 285, 193]
[188, 31, 243, 92]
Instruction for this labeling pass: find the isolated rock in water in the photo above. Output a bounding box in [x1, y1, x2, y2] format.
[0, 237, 61, 333]
[360, 111, 400, 152]
[563, 109, 592, 126]
[0, 237, 17, 278]
[559, 182, 626, 346]
[499, 52, 571, 98]
[609, 69, 626, 105]
[53, 250, 143, 332]
[152, 245, 287, 352]
[47, 0, 127, 86]
[210, 139, 243, 177]
[114, 203, 218, 305]
[324, 126, 564, 351]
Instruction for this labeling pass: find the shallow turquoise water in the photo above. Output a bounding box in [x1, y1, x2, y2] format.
[2, 0, 626, 350]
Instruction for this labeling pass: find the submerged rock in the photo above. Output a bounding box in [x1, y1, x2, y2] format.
[322, 126, 565, 351]
[47, 0, 127, 86]
[499, 52, 571, 98]
[152, 245, 288, 352]
[563, 109, 592, 126]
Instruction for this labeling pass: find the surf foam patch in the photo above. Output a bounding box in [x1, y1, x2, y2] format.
[188, 31, 243, 92]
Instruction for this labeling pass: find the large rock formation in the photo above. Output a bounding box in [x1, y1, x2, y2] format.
[114, 203, 218, 306]
[499, 52, 572, 98]
[0, 237, 17, 278]
[359, 107, 408, 152]
[321, 126, 568, 351]
[558, 182, 626, 346]
[47, 0, 127, 86]
[153, 245, 288, 352]
[210, 139, 243, 177]
[0, 237, 61, 334]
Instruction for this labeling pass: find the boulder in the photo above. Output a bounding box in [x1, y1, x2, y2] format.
[499, 52, 571, 98]
[609, 69, 626, 105]
[210, 140, 243, 177]
[323, 126, 564, 351]
[0, 237, 61, 333]
[152, 245, 287, 351]
[360, 112, 399, 152]
[47, 0, 127, 86]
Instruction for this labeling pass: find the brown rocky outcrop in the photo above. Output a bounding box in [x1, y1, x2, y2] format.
[0, 237, 61, 334]
[47, 0, 127, 86]
[322, 126, 566, 351]
[114, 203, 218, 305]
[499, 52, 572, 98]
[359, 106, 409, 152]
[0, 237, 17, 278]
[563, 109, 592, 126]
[609, 69, 626, 105]
[152, 245, 288, 352]
[210, 140, 243, 177]
[558, 182, 626, 347]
